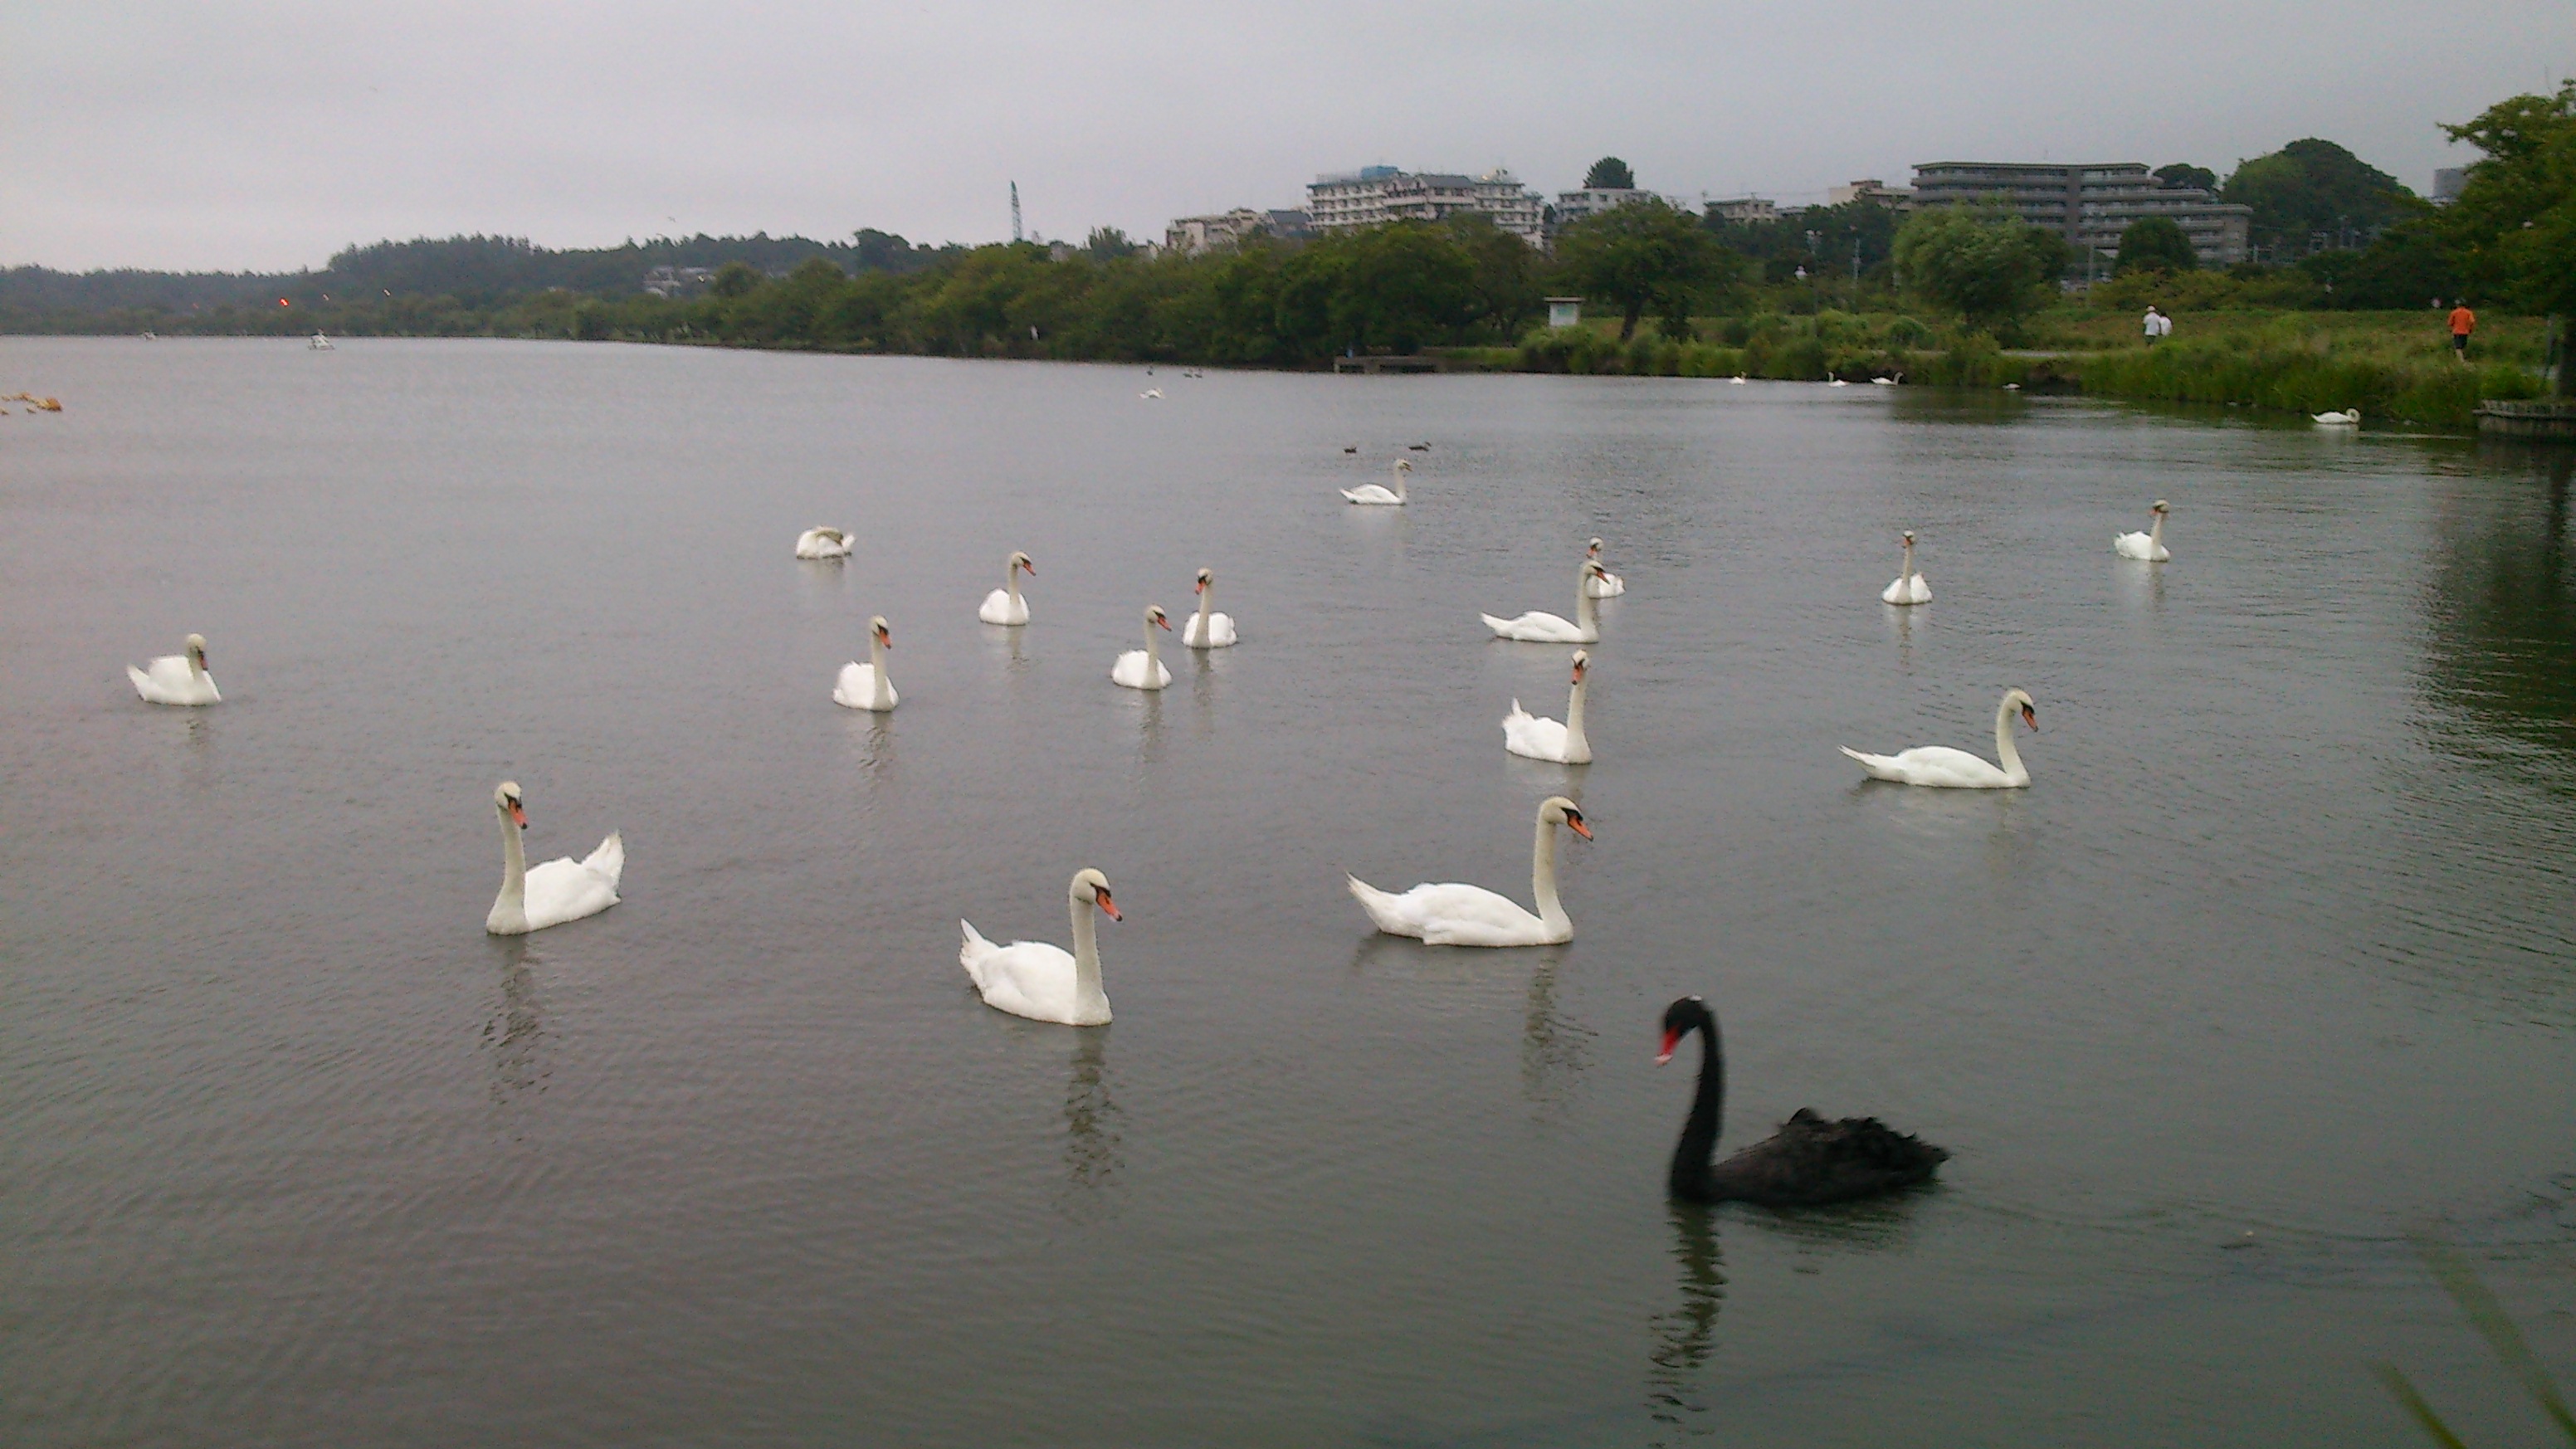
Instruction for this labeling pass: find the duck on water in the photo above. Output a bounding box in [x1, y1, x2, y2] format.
[1656, 995, 1946, 1207]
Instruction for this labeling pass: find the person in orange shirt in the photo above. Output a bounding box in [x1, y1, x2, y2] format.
[2449, 301, 2476, 363]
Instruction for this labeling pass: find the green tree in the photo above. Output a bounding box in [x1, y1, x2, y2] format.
[1554, 197, 1731, 340]
[2435, 80, 2576, 317]
[709, 261, 761, 298]
[1584, 156, 1636, 190]
[2154, 163, 2218, 193]
[2115, 216, 2198, 274]
[1085, 227, 1140, 261]
[1892, 206, 2070, 329]
[2222, 139, 2417, 257]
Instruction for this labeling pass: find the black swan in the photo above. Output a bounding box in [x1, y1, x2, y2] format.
[1657, 996, 1947, 1207]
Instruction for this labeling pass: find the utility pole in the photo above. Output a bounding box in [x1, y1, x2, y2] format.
[1011, 182, 1023, 244]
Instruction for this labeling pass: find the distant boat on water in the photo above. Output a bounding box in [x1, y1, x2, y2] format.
[309, 332, 335, 351]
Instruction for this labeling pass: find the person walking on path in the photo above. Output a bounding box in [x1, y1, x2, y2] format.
[2449, 301, 2476, 363]
[2144, 306, 2169, 346]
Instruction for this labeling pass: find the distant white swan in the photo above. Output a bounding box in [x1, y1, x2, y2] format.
[1828, 377, 1850, 388]
[1343, 458, 1410, 505]
[1728, 375, 1749, 385]
[1842, 689, 2038, 789]
[1583, 539, 1627, 597]
[2313, 408, 2360, 426]
[485, 781, 623, 934]
[959, 868, 1120, 1026]
[1140, 388, 1164, 400]
[127, 633, 220, 706]
[1881, 530, 1931, 605]
[1348, 796, 1593, 946]
[795, 527, 853, 559]
[1111, 605, 1173, 690]
[1483, 561, 1608, 642]
[832, 616, 898, 710]
[1183, 567, 1237, 647]
[1502, 651, 1592, 764]
[2114, 500, 2171, 562]
[308, 332, 334, 351]
[978, 551, 1034, 625]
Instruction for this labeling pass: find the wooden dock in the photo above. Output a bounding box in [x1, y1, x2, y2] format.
[2475, 399, 2576, 438]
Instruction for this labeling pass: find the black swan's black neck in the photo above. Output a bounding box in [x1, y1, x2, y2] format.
[1669, 1012, 1725, 1201]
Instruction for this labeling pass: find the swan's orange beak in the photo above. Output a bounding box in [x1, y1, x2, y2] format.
[1094, 890, 1121, 921]
[2021, 703, 2038, 731]
[1565, 816, 1593, 841]
[508, 801, 528, 828]
[876, 627, 892, 647]
[1194, 578, 1207, 594]
[1022, 560, 1036, 576]
[1655, 1027, 1680, 1066]
[1154, 613, 1172, 631]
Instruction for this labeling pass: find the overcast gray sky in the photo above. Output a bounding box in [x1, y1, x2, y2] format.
[5, 0, 2569, 272]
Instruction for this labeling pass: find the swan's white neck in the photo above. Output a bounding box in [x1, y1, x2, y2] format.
[1391, 465, 1407, 500]
[1194, 584, 1212, 636]
[1564, 674, 1590, 762]
[491, 803, 528, 929]
[1993, 695, 2029, 785]
[1899, 539, 1915, 585]
[188, 650, 207, 680]
[867, 630, 893, 710]
[2148, 512, 2164, 549]
[1532, 813, 1569, 933]
[1066, 882, 1105, 1010]
[1575, 573, 1600, 634]
[1005, 562, 1022, 609]
[1143, 613, 1163, 675]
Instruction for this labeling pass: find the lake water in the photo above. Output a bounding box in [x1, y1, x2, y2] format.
[2, 337, 2570, 1447]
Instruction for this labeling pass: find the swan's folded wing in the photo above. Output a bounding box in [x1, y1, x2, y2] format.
[582, 832, 625, 889]
[1405, 883, 1540, 945]
[126, 665, 154, 699]
[1346, 876, 1423, 937]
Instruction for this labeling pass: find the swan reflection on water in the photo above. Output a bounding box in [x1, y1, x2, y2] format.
[1520, 959, 1593, 1111]
[1645, 1203, 1725, 1444]
[842, 711, 896, 777]
[1059, 1030, 1122, 1217]
[482, 938, 549, 1115]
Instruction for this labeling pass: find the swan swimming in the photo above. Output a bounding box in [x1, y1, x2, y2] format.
[832, 616, 898, 710]
[1881, 530, 1930, 604]
[960, 868, 1120, 1026]
[127, 633, 221, 706]
[1111, 605, 1173, 690]
[485, 782, 623, 934]
[1183, 567, 1237, 647]
[1842, 688, 2039, 788]
[1502, 651, 1592, 764]
[795, 527, 853, 559]
[978, 551, 1035, 625]
[1348, 796, 1592, 946]
[1583, 539, 1627, 597]
[2313, 408, 2360, 426]
[2114, 500, 2171, 561]
[1659, 995, 1947, 1206]
[1343, 459, 1409, 506]
[1483, 561, 1608, 642]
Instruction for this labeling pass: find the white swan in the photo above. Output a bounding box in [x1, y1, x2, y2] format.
[832, 616, 898, 710]
[127, 633, 220, 705]
[1183, 567, 1237, 647]
[1139, 388, 1164, 400]
[978, 551, 1035, 625]
[1881, 530, 1931, 604]
[485, 782, 623, 934]
[1111, 605, 1173, 690]
[1502, 651, 1592, 764]
[1728, 375, 1749, 384]
[795, 527, 853, 559]
[1348, 796, 1593, 946]
[1842, 689, 2038, 788]
[1583, 539, 1627, 597]
[2313, 408, 2360, 426]
[959, 868, 1120, 1026]
[1343, 459, 1409, 505]
[1828, 377, 1850, 388]
[2114, 500, 2171, 561]
[1482, 561, 1608, 642]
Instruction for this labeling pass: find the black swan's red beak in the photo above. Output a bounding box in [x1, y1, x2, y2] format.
[1655, 1027, 1680, 1066]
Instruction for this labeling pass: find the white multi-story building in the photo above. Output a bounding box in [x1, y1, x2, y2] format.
[1163, 208, 1314, 255]
[1550, 187, 1647, 232]
[1707, 196, 1780, 225]
[1910, 161, 2252, 266]
[1827, 178, 1916, 212]
[1305, 167, 1546, 246]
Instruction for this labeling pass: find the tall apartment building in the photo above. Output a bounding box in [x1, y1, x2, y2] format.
[1910, 161, 2252, 267]
[1305, 167, 1546, 246]
[1827, 178, 1915, 212]
[1550, 186, 1647, 232]
[1163, 208, 1314, 255]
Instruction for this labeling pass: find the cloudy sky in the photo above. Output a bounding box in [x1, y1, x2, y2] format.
[5, 0, 2569, 272]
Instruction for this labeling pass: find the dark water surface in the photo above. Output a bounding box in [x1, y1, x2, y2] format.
[4, 338, 2571, 1447]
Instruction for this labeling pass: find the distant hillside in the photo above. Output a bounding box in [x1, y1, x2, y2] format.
[1, 230, 956, 320]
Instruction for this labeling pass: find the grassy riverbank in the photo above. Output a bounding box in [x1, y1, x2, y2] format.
[1512, 308, 2551, 429]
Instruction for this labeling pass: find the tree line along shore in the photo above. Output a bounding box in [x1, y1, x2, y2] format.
[8, 84, 2568, 431]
